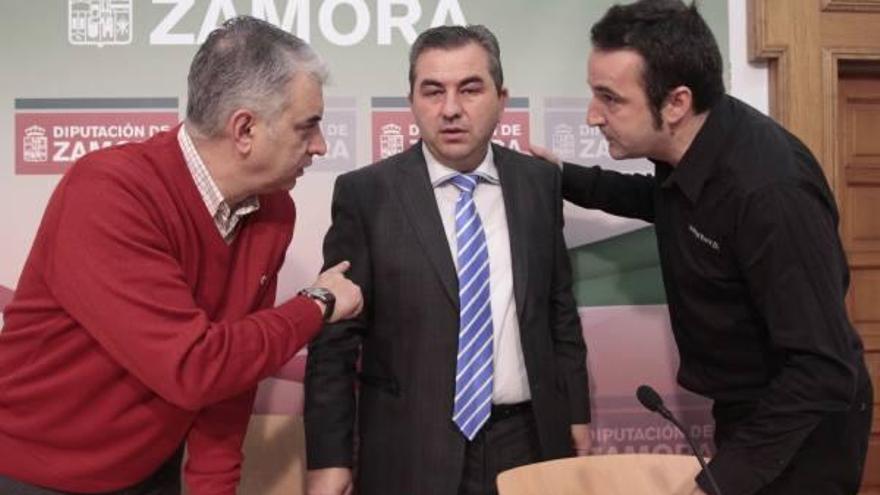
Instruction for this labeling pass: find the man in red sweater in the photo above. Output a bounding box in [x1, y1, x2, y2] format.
[0, 16, 362, 495]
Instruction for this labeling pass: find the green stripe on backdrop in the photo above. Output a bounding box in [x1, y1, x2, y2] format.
[568, 226, 666, 306]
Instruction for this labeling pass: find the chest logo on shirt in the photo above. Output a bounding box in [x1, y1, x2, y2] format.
[688, 224, 720, 251]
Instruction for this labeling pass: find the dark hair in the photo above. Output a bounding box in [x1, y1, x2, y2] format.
[186, 16, 327, 137]
[591, 0, 724, 127]
[408, 25, 504, 94]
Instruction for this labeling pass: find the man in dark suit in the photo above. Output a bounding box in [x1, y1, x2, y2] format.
[304, 25, 591, 495]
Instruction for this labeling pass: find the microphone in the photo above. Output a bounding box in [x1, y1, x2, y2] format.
[636, 385, 723, 495]
[636, 384, 674, 420]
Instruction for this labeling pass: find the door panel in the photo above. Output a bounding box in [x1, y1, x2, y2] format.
[839, 75, 880, 492]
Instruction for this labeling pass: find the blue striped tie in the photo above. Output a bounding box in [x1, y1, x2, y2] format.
[449, 173, 494, 440]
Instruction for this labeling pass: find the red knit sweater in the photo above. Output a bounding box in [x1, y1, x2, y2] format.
[0, 126, 323, 493]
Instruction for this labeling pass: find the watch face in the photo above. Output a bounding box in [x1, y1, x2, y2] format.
[300, 287, 335, 320]
[312, 288, 334, 302]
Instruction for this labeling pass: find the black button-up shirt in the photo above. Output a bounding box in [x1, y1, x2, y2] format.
[562, 95, 866, 495]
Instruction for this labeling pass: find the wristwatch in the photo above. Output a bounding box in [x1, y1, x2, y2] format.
[298, 287, 336, 321]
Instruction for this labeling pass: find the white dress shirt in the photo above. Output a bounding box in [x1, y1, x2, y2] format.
[423, 143, 531, 404]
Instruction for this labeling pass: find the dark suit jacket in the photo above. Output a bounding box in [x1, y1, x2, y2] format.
[304, 143, 589, 495]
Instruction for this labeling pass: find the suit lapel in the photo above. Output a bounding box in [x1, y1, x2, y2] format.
[494, 145, 529, 319]
[393, 146, 459, 309]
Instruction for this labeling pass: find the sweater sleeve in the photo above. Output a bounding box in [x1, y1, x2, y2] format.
[183, 388, 257, 495]
[183, 273, 286, 495]
[43, 163, 323, 412]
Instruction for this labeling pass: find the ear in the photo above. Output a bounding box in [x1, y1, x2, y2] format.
[662, 86, 694, 128]
[497, 86, 509, 116]
[228, 109, 257, 155]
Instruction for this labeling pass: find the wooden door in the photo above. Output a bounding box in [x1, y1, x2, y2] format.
[839, 72, 880, 492]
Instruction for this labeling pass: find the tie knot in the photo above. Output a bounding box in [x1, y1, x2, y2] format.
[448, 174, 480, 195]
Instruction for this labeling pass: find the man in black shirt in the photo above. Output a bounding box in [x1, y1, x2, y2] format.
[539, 1, 873, 494]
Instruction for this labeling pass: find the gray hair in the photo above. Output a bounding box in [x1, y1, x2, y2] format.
[186, 16, 329, 137]
[408, 24, 504, 94]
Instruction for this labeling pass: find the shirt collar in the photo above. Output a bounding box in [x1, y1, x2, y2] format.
[178, 125, 260, 239]
[423, 142, 500, 188]
[660, 94, 737, 204]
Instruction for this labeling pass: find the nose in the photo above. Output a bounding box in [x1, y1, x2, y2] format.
[310, 128, 327, 157]
[442, 92, 462, 120]
[586, 98, 605, 127]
